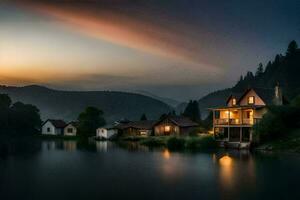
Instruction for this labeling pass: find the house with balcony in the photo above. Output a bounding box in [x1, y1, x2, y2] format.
[210, 85, 287, 147]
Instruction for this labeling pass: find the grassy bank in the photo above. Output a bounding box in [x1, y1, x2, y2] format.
[138, 135, 218, 150]
[256, 129, 300, 153]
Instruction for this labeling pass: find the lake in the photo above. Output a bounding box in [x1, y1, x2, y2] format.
[0, 138, 299, 200]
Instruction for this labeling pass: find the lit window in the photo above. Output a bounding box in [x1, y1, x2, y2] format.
[164, 126, 171, 132]
[248, 96, 255, 104]
[232, 98, 236, 105]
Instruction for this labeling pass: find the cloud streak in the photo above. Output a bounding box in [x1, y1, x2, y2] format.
[15, 0, 220, 72]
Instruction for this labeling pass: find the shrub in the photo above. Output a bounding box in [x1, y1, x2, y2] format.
[254, 105, 300, 143]
[166, 137, 185, 150]
[185, 135, 218, 150]
[140, 137, 166, 147]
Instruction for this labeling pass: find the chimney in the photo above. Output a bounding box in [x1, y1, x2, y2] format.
[273, 82, 283, 105]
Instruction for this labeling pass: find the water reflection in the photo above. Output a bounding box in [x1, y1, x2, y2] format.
[215, 151, 256, 199]
[163, 149, 170, 159]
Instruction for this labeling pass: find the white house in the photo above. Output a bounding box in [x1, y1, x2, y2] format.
[41, 119, 67, 135]
[96, 126, 118, 139]
[64, 122, 78, 136]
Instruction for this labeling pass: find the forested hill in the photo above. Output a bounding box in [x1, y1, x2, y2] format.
[0, 85, 172, 122]
[197, 40, 300, 117]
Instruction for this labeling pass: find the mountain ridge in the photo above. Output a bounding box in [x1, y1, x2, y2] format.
[0, 85, 172, 123]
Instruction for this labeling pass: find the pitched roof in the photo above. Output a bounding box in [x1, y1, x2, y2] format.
[67, 121, 79, 128]
[115, 120, 157, 130]
[236, 87, 276, 105]
[43, 119, 67, 128]
[226, 92, 243, 104]
[156, 115, 199, 127]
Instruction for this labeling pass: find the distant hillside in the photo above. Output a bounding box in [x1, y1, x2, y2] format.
[198, 40, 300, 118]
[135, 90, 180, 107]
[0, 85, 172, 122]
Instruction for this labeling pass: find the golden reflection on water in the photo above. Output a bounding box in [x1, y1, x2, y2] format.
[219, 155, 233, 167]
[163, 149, 171, 159]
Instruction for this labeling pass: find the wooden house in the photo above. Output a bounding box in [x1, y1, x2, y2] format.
[210, 85, 287, 146]
[153, 115, 198, 136]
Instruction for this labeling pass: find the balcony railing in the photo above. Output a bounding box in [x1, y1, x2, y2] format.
[214, 118, 258, 125]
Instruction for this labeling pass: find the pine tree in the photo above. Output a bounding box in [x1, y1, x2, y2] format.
[255, 63, 264, 77]
[140, 113, 147, 121]
[286, 40, 298, 56]
[182, 100, 201, 122]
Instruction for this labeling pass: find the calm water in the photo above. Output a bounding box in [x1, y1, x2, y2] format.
[0, 139, 300, 200]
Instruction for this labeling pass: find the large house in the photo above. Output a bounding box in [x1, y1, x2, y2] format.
[41, 119, 67, 135]
[210, 85, 287, 146]
[154, 115, 199, 136]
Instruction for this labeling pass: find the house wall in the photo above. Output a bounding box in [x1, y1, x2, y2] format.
[97, 128, 118, 139]
[254, 108, 268, 119]
[227, 97, 237, 107]
[154, 119, 180, 136]
[120, 128, 152, 136]
[239, 89, 266, 106]
[42, 121, 56, 135]
[64, 124, 77, 136]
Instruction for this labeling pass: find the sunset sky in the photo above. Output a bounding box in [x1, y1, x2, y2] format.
[0, 0, 299, 100]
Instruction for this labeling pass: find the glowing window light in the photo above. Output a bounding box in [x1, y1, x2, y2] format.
[164, 126, 171, 132]
[248, 96, 255, 104]
[232, 98, 237, 105]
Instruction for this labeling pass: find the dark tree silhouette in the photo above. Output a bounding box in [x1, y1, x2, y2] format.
[0, 94, 41, 135]
[255, 63, 264, 77]
[77, 106, 106, 137]
[182, 100, 201, 122]
[140, 113, 147, 121]
[286, 40, 298, 56]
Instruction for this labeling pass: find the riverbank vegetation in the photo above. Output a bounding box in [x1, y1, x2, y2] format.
[0, 94, 41, 136]
[136, 135, 218, 150]
[254, 95, 300, 152]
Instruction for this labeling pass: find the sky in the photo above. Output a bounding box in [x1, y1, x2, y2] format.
[0, 0, 299, 101]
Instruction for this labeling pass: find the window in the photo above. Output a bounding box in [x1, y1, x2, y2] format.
[248, 96, 255, 104]
[47, 127, 51, 132]
[67, 128, 73, 133]
[232, 98, 236, 105]
[164, 126, 171, 132]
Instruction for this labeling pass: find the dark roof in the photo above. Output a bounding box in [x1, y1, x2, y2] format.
[67, 121, 79, 128]
[226, 92, 243, 104]
[156, 116, 199, 127]
[239, 88, 275, 105]
[43, 119, 67, 128]
[115, 120, 157, 130]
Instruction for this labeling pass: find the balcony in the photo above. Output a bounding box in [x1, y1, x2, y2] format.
[214, 118, 256, 125]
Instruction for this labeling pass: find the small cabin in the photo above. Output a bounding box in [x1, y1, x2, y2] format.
[64, 122, 78, 136]
[42, 119, 67, 135]
[115, 120, 157, 136]
[154, 116, 198, 136]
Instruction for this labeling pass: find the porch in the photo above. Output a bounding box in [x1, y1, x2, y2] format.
[213, 108, 259, 125]
[214, 127, 252, 143]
